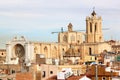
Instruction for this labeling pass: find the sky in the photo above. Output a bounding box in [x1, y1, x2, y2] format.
[0, 0, 120, 48]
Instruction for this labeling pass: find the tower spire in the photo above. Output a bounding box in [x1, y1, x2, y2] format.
[91, 7, 96, 16]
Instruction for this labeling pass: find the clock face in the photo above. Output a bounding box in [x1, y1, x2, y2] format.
[15, 44, 25, 58]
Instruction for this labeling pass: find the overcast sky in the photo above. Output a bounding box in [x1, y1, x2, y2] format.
[0, 0, 120, 48]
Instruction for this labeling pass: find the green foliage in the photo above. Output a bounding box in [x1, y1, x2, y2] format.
[116, 56, 120, 61]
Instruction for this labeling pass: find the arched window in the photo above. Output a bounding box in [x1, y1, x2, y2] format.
[99, 36, 102, 41]
[1, 53, 3, 55]
[78, 49, 81, 56]
[34, 47, 37, 53]
[44, 46, 48, 58]
[95, 23, 97, 32]
[52, 46, 57, 58]
[62, 48, 65, 56]
[71, 35, 75, 41]
[90, 23, 92, 33]
[62, 48, 64, 51]
[89, 47, 92, 55]
[63, 35, 67, 42]
[78, 49, 80, 53]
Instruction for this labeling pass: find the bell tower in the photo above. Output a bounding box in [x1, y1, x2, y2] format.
[68, 23, 73, 32]
[86, 10, 103, 43]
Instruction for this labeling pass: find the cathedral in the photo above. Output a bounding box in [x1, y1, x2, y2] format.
[5, 10, 111, 67]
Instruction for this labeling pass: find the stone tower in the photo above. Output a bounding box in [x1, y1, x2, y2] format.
[68, 23, 73, 32]
[58, 23, 83, 44]
[86, 10, 103, 43]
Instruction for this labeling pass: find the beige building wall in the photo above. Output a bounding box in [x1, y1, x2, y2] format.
[33, 42, 69, 60]
[84, 56, 96, 62]
[0, 49, 6, 64]
[86, 11, 103, 43]
[40, 64, 58, 80]
[58, 65, 86, 75]
[33, 42, 59, 59]
[4, 11, 114, 74]
[0, 49, 6, 57]
[81, 42, 111, 62]
[58, 23, 84, 44]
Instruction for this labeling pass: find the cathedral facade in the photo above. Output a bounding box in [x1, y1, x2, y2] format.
[5, 11, 112, 66]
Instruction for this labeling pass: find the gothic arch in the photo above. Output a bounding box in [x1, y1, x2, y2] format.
[95, 23, 97, 32]
[71, 34, 75, 42]
[63, 35, 67, 42]
[34, 46, 38, 53]
[52, 46, 57, 59]
[90, 23, 92, 33]
[62, 48, 65, 56]
[89, 47, 92, 55]
[44, 46, 48, 58]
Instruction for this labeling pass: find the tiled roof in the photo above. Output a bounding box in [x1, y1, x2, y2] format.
[47, 75, 84, 80]
[66, 75, 83, 80]
[46, 75, 57, 80]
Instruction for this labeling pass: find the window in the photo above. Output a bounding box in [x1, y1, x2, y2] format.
[12, 70, 15, 74]
[62, 48, 65, 56]
[90, 23, 92, 33]
[63, 35, 67, 42]
[71, 35, 75, 41]
[95, 57, 97, 60]
[102, 77, 106, 80]
[62, 48, 64, 51]
[1, 53, 3, 55]
[7, 79, 12, 80]
[52, 47, 57, 58]
[89, 47, 92, 55]
[95, 23, 97, 32]
[77, 40, 80, 44]
[50, 71, 53, 74]
[44, 47, 48, 58]
[78, 49, 80, 53]
[99, 62, 103, 64]
[34, 47, 37, 53]
[42, 71, 46, 77]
